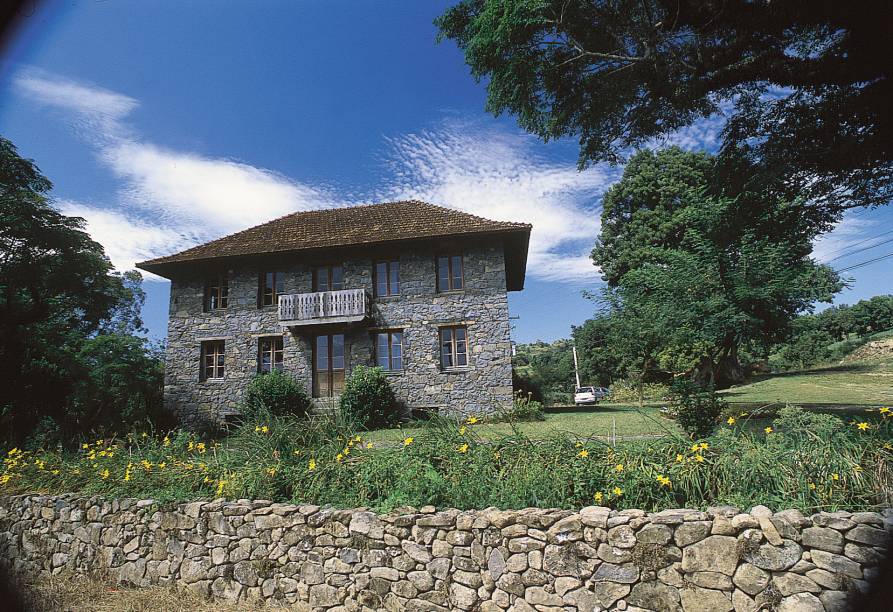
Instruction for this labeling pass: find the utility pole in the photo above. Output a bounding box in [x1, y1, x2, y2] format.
[572, 345, 581, 389]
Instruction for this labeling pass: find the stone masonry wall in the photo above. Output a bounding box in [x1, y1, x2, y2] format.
[2, 495, 890, 611]
[164, 241, 513, 427]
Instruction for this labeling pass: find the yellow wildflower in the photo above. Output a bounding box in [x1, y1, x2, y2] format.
[403, 437, 414, 446]
[726, 416, 736, 425]
[612, 487, 623, 496]
[578, 449, 589, 458]
[266, 467, 278, 477]
[216, 480, 227, 496]
[196, 442, 207, 453]
[694, 454, 705, 463]
[158, 462, 166, 470]
[459, 426, 467, 435]
[81, 443, 89, 450]
[100, 469, 110, 479]
[457, 443, 469, 454]
[690, 444, 700, 453]
[656, 475, 672, 487]
[699, 442, 709, 451]
[365, 442, 374, 449]
[575, 441, 583, 448]
[854, 465, 863, 473]
[808, 482, 816, 490]
[856, 422, 870, 431]
[308, 458, 317, 471]
[188, 441, 194, 451]
[141, 432, 148, 438]
[832, 473, 839, 481]
[764, 426, 773, 434]
[466, 416, 479, 425]
[614, 463, 624, 472]
[593, 491, 603, 503]
[336, 453, 344, 462]
[163, 436, 171, 447]
[493, 451, 501, 460]
[675, 454, 684, 463]
[354, 435, 362, 442]
[880, 407, 890, 414]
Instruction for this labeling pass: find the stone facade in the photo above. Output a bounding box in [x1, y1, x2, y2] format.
[164, 242, 514, 427]
[1, 495, 890, 611]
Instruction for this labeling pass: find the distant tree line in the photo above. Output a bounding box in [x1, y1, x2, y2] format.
[1, 136, 167, 446]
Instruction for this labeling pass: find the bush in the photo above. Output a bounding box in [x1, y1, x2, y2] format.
[608, 380, 671, 403]
[339, 366, 398, 429]
[491, 391, 546, 423]
[672, 379, 726, 439]
[241, 370, 312, 420]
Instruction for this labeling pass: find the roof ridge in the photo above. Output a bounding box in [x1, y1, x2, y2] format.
[138, 200, 531, 268]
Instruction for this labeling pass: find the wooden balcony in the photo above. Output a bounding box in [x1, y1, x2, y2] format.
[278, 288, 370, 326]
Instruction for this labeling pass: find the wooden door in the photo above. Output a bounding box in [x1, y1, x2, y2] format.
[313, 334, 345, 397]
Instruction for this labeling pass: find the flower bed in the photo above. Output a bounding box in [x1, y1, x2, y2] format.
[2, 406, 891, 512]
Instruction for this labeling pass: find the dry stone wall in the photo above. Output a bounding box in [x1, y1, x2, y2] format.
[1, 494, 890, 612]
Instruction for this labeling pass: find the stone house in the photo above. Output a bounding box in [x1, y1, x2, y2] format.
[137, 201, 531, 426]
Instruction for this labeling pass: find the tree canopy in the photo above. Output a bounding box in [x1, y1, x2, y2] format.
[0, 136, 165, 443]
[587, 148, 841, 387]
[437, 0, 892, 213]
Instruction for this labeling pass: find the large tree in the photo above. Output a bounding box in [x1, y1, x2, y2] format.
[590, 148, 841, 386]
[437, 0, 892, 213]
[0, 136, 163, 442]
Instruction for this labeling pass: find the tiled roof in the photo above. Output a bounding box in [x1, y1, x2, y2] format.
[137, 201, 532, 289]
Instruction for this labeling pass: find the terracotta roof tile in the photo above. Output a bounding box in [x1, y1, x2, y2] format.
[136, 200, 532, 289]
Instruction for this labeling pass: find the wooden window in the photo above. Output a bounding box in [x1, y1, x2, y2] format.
[374, 260, 400, 297]
[201, 340, 225, 380]
[204, 274, 229, 311]
[374, 331, 403, 371]
[258, 336, 284, 373]
[436, 255, 464, 292]
[439, 326, 468, 369]
[312, 265, 344, 292]
[260, 271, 284, 307]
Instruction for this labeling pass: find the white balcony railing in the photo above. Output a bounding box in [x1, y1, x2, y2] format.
[278, 288, 369, 325]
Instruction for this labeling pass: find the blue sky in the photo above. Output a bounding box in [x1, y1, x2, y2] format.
[2, 0, 891, 344]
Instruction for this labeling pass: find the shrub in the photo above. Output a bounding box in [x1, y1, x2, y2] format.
[339, 365, 398, 429]
[672, 379, 726, 439]
[608, 380, 671, 403]
[241, 370, 312, 420]
[492, 391, 546, 423]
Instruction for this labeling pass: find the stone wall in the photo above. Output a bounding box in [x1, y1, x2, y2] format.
[165, 241, 514, 426]
[1, 495, 890, 611]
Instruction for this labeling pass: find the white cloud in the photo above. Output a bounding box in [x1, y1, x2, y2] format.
[14, 69, 341, 275]
[382, 121, 611, 282]
[812, 213, 877, 264]
[59, 201, 195, 275]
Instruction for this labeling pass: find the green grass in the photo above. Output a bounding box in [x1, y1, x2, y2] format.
[720, 359, 893, 408]
[368, 403, 678, 443]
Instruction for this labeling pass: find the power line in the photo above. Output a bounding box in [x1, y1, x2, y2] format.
[837, 251, 893, 273]
[824, 232, 893, 262]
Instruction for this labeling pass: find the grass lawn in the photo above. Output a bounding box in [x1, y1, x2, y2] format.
[719, 359, 893, 408]
[367, 403, 679, 443]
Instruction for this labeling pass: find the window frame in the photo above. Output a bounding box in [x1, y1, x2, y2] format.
[312, 264, 344, 292]
[201, 340, 226, 381]
[374, 330, 404, 371]
[204, 273, 229, 312]
[259, 271, 285, 308]
[439, 325, 469, 369]
[436, 254, 464, 292]
[373, 260, 400, 297]
[257, 335, 284, 373]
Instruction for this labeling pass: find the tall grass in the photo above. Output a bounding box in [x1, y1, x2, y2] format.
[2, 406, 891, 513]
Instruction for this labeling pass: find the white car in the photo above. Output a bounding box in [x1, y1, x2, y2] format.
[574, 386, 599, 405]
